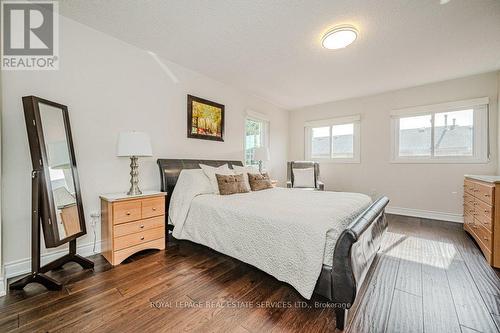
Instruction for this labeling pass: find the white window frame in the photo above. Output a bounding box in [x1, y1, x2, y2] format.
[244, 110, 270, 166]
[390, 97, 489, 164]
[304, 115, 361, 163]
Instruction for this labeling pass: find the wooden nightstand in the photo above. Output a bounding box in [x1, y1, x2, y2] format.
[100, 191, 166, 265]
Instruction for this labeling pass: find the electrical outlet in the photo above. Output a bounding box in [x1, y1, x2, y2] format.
[90, 212, 101, 227]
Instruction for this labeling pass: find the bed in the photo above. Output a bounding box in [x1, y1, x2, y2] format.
[157, 159, 389, 330]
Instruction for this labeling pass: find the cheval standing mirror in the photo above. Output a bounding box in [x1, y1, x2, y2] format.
[10, 96, 94, 291]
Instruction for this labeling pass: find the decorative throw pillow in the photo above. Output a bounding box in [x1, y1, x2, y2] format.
[216, 173, 250, 195]
[232, 165, 260, 191]
[292, 167, 315, 188]
[248, 172, 273, 191]
[199, 164, 233, 194]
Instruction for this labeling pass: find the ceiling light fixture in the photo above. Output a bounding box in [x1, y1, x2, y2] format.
[322, 25, 358, 50]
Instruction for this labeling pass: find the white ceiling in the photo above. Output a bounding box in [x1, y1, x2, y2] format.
[59, 0, 500, 109]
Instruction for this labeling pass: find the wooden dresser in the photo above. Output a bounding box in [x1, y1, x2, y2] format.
[463, 175, 500, 268]
[100, 191, 166, 265]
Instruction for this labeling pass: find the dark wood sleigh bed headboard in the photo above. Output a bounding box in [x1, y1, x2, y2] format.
[157, 159, 244, 194]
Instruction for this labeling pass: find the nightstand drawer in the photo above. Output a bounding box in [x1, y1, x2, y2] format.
[113, 216, 164, 237]
[113, 200, 142, 224]
[113, 238, 165, 265]
[114, 226, 165, 251]
[141, 197, 165, 219]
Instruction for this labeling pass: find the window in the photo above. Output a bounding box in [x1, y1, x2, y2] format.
[305, 115, 360, 163]
[391, 97, 489, 163]
[245, 115, 269, 166]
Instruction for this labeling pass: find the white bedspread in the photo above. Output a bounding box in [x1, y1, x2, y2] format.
[169, 174, 371, 299]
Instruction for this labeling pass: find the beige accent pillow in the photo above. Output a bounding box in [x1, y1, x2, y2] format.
[248, 172, 273, 191]
[215, 173, 250, 195]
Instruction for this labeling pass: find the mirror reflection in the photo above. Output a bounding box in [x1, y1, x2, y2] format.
[38, 103, 81, 240]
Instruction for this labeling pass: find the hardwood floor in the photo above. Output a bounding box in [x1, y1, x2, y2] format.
[0, 214, 499, 332]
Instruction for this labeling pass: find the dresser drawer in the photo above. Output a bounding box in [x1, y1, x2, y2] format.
[463, 192, 475, 207]
[464, 213, 474, 228]
[474, 182, 494, 205]
[463, 203, 475, 219]
[141, 197, 165, 219]
[466, 222, 492, 264]
[474, 199, 493, 231]
[114, 216, 165, 237]
[473, 219, 493, 251]
[114, 226, 165, 251]
[113, 200, 142, 224]
[464, 179, 476, 195]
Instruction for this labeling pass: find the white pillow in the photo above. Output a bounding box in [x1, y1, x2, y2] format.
[169, 169, 213, 226]
[293, 167, 315, 188]
[175, 169, 213, 195]
[232, 165, 260, 191]
[199, 164, 234, 194]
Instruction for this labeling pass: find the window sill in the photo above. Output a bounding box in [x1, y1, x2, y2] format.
[310, 158, 361, 164]
[390, 158, 490, 164]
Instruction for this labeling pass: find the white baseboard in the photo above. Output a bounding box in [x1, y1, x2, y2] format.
[4, 241, 101, 280]
[386, 206, 463, 223]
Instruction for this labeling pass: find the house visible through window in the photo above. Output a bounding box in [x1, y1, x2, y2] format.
[245, 117, 269, 166]
[391, 98, 488, 163]
[305, 115, 360, 163]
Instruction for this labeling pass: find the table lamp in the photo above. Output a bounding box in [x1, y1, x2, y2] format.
[254, 146, 270, 173]
[117, 131, 153, 195]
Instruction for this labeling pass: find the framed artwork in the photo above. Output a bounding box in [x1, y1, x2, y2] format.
[187, 95, 224, 142]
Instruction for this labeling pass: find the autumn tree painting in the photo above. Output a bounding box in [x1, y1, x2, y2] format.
[187, 95, 225, 141]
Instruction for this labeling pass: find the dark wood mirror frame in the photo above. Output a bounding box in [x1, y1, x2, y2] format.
[10, 96, 93, 291]
[23, 96, 87, 246]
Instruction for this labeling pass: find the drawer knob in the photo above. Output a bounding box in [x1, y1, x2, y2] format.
[140, 236, 145, 240]
[140, 225, 144, 229]
[485, 210, 489, 214]
[485, 194, 490, 197]
[484, 237, 489, 241]
[126, 212, 131, 216]
[152, 208, 157, 211]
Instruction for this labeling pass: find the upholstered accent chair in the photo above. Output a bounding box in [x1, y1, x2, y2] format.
[286, 161, 325, 191]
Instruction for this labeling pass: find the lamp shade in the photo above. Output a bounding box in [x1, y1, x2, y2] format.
[117, 131, 153, 157]
[254, 146, 270, 161]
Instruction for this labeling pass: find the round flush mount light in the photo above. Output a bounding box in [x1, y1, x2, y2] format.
[322, 25, 358, 49]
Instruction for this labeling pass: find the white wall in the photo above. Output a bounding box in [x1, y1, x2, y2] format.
[0, 58, 4, 294]
[1, 16, 288, 275]
[289, 72, 499, 221]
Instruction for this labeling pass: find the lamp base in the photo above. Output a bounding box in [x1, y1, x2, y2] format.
[127, 156, 142, 196]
